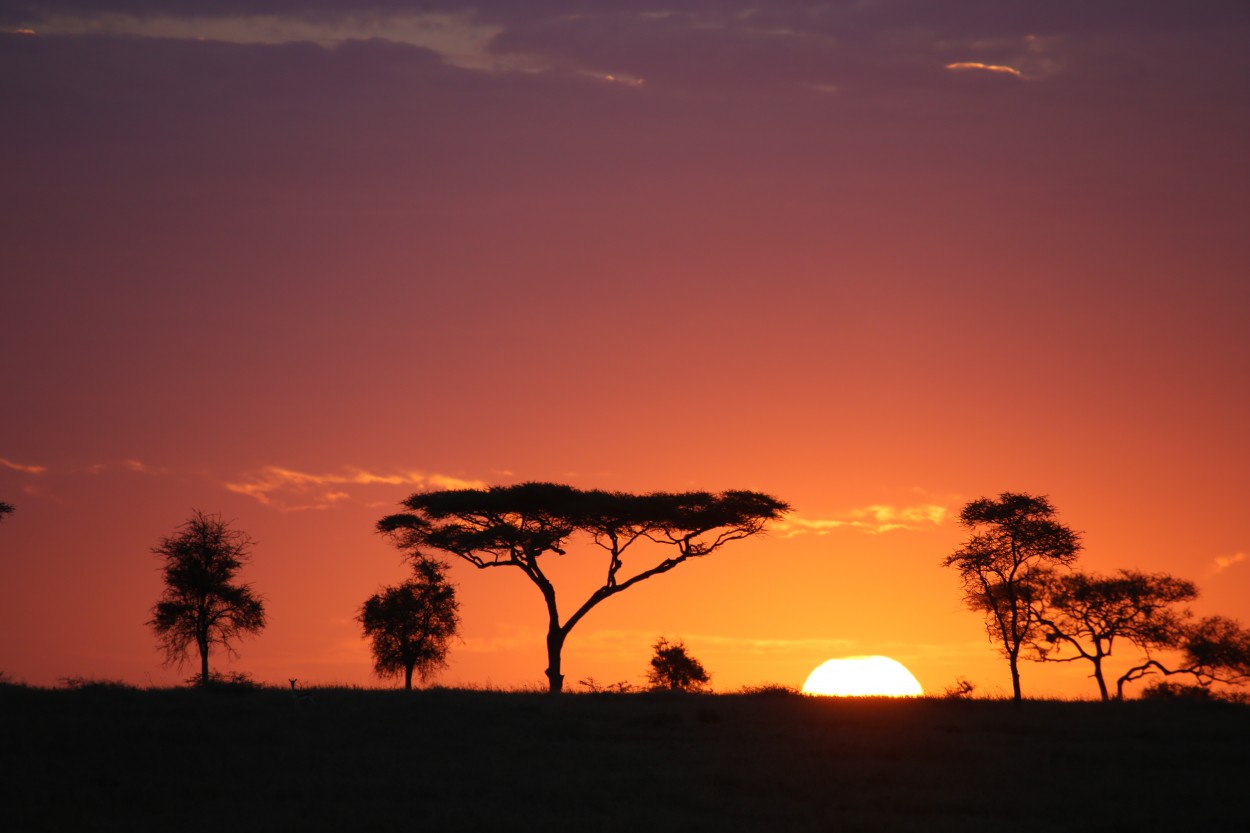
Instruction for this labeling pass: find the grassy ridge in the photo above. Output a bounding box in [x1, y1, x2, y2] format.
[3, 685, 1248, 832]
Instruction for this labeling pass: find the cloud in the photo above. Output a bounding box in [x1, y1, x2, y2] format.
[87, 459, 162, 475]
[945, 61, 1022, 78]
[777, 504, 948, 537]
[224, 465, 487, 511]
[0, 457, 46, 474]
[11, 10, 513, 69]
[1213, 552, 1247, 574]
[580, 70, 645, 87]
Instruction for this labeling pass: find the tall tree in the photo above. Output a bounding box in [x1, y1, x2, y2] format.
[359, 558, 460, 690]
[379, 482, 789, 693]
[1030, 570, 1197, 701]
[943, 492, 1081, 704]
[647, 637, 711, 692]
[148, 511, 266, 686]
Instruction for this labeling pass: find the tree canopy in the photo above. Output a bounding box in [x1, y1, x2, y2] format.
[378, 482, 789, 692]
[359, 558, 460, 690]
[647, 637, 711, 692]
[148, 511, 266, 687]
[1116, 614, 1250, 698]
[943, 492, 1082, 704]
[1030, 569, 1197, 701]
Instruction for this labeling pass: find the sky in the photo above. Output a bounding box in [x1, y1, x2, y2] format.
[2, 0, 1248, 698]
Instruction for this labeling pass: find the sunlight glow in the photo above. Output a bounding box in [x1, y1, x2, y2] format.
[801, 656, 924, 697]
[945, 61, 1023, 78]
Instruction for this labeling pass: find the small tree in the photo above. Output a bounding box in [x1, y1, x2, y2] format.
[647, 637, 711, 692]
[1117, 615, 1250, 698]
[0, 501, 13, 523]
[359, 558, 460, 690]
[379, 483, 788, 693]
[148, 511, 266, 687]
[1030, 570, 1197, 701]
[943, 492, 1081, 704]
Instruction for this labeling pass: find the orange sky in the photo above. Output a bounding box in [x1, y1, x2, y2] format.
[2, 1, 1248, 698]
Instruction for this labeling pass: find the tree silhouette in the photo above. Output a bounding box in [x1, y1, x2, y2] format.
[0, 501, 13, 523]
[943, 492, 1081, 704]
[359, 558, 460, 690]
[1117, 614, 1250, 698]
[378, 482, 789, 693]
[647, 637, 711, 692]
[148, 511, 266, 687]
[1030, 569, 1197, 701]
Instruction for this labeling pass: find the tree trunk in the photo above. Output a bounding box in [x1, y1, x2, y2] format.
[1093, 658, 1109, 702]
[198, 637, 210, 687]
[545, 629, 566, 694]
[404, 663, 414, 691]
[1009, 653, 1022, 705]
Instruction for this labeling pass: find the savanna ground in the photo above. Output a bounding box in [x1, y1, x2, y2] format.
[3, 683, 1247, 832]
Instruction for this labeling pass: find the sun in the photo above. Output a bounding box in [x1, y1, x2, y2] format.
[801, 656, 924, 697]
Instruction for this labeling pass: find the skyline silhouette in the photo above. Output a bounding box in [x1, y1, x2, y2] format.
[2, 1, 1248, 695]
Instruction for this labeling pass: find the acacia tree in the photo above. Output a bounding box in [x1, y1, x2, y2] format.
[359, 558, 460, 690]
[148, 511, 266, 687]
[1029, 570, 1197, 701]
[378, 482, 789, 693]
[1116, 614, 1250, 698]
[943, 492, 1081, 704]
[647, 637, 711, 692]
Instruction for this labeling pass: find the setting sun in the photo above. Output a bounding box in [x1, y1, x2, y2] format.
[802, 656, 924, 697]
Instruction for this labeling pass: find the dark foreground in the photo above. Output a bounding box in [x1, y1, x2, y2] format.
[3, 685, 1248, 832]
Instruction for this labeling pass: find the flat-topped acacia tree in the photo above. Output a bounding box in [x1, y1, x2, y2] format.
[378, 482, 789, 693]
[943, 492, 1082, 704]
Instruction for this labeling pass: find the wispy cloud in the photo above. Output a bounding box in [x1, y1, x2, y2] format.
[225, 465, 486, 511]
[1213, 552, 1247, 574]
[20, 11, 486, 47]
[777, 504, 948, 537]
[0, 457, 46, 474]
[87, 459, 162, 475]
[945, 61, 1022, 78]
[579, 69, 645, 87]
[13, 11, 539, 73]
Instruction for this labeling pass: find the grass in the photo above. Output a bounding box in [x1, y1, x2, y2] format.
[3, 683, 1248, 832]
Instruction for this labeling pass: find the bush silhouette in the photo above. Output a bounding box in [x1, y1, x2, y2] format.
[647, 637, 710, 692]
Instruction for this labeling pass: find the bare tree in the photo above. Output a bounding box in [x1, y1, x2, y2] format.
[647, 637, 711, 692]
[1030, 570, 1197, 701]
[379, 483, 788, 693]
[359, 558, 460, 690]
[943, 492, 1081, 704]
[148, 511, 266, 687]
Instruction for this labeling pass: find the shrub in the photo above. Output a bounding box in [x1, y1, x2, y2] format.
[738, 683, 800, 696]
[1139, 681, 1215, 701]
[188, 671, 264, 692]
[577, 677, 634, 693]
[646, 637, 711, 692]
[942, 677, 977, 699]
[59, 676, 135, 691]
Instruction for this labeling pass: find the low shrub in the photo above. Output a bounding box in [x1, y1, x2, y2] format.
[58, 676, 135, 691]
